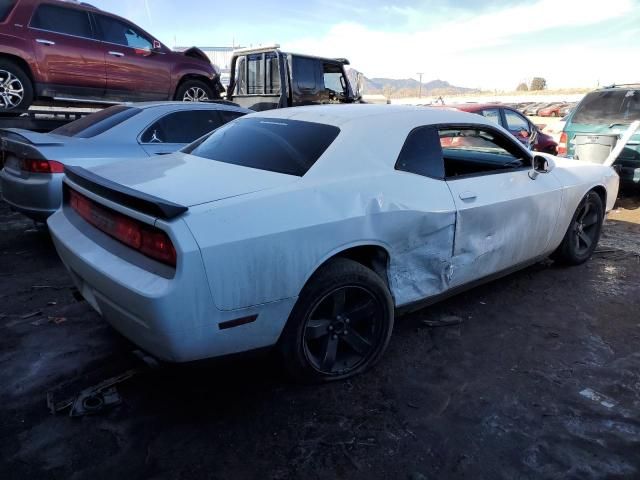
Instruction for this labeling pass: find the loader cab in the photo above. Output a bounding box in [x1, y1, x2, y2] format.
[227, 45, 360, 111]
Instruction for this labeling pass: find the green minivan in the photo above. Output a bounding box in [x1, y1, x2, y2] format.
[559, 85, 640, 186]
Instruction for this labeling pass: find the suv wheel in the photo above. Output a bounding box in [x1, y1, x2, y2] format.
[279, 258, 394, 383]
[0, 60, 33, 112]
[175, 79, 214, 102]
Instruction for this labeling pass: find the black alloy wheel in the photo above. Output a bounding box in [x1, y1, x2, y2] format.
[303, 285, 383, 375]
[553, 191, 604, 265]
[280, 258, 394, 383]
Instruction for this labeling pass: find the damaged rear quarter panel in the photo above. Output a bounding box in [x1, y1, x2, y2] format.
[184, 172, 458, 311]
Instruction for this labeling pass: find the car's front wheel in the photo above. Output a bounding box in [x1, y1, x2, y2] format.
[0, 59, 33, 112]
[552, 190, 604, 265]
[279, 258, 394, 383]
[175, 79, 214, 102]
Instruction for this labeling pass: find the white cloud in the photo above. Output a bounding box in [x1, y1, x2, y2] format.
[284, 0, 638, 88]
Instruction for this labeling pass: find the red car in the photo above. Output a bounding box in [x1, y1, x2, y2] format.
[538, 103, 568, 117]
[445, 103, 558, 154]
[0, 0, 224, 111]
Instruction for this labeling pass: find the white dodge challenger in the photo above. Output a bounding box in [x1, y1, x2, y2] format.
[48, 105, 619, 382]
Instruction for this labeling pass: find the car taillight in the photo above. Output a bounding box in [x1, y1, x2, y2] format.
[20, 159, 65, 174]
[557, 132, 568, 156]
[69, 189, 177, 267]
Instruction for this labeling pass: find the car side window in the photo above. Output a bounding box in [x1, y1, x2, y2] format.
[322, 63, 346, 95]
[234, 56, 247, 95]
[140, 111, 229, 144]
[294, 57, 319, 91]
[439, 127, 530, 178]
[30, 4, 93, 39]
[95, 15, 152, 49]
[247, 54, 264, 95]
[504, 110, 530, 133]
[481, 108, 501, 125]
[234, 53, 280, 96]
[395, 126, 445, 179]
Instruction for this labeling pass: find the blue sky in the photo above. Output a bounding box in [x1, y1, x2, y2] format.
[90, 0, 640, 89]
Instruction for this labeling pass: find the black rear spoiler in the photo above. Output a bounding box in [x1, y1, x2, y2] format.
[64, 165, 188, 220]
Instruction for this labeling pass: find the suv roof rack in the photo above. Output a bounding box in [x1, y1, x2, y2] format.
[232, 44, 281, 55]
[231, 45, 350, 65]
[603, 83, 640, 89]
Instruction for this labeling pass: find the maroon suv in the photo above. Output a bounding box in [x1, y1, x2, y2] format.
[0, 0, 224, 111]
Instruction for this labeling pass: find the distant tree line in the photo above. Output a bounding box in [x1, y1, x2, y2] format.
[516, 77, 547, 92]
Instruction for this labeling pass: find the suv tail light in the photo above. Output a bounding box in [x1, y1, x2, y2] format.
[20, 159, 65, 174]
[557, 132, 568, 156]
[69, 189, 177, 267]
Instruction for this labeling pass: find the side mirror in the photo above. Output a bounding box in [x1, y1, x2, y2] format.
[529, 155, 555, 179]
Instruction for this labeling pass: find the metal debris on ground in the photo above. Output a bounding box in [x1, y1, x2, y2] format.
[579, 388, 617, 409]
[20, 311, 42, 320]
[47, 368, 143, 417]
[48, 316, 67, 325]
[31, 284, 72, 291]
[422, 315, 464, 328]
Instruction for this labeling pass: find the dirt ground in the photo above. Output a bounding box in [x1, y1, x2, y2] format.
[1, 190, 640, 480]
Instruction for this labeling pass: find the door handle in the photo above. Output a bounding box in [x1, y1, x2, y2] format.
[36, 39, 55, 46]
[108, 51, 125, 57]
[459, 191, 477, 201]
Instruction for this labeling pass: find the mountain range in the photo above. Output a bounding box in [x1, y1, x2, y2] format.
[348, 70, 479, 98]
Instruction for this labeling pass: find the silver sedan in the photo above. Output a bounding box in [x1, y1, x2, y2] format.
[0, 102, 250, 221]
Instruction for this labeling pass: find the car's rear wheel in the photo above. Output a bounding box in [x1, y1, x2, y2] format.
[0, 59, 33, 112]
[175, 79, 214, 102]
[552, 191, 604, 265]
[279, 258, 394, 383]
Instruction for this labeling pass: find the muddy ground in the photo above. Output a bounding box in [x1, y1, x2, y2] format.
[1, 191, 639, 480]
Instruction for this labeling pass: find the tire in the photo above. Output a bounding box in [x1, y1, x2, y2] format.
[0, 59, 33, 112]
[279, 258, 394, 383]
[174, 79, 214, 102]
[552, 191, 604, 265]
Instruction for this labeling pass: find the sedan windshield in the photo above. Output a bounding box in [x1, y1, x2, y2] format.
[573, 90, 640, 125]
[184, 117, 340, 176]
[51, 106, 142, 138]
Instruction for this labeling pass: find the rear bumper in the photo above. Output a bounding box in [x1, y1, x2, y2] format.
[47, 207, 296, 362]
[0, 169, 62, 221]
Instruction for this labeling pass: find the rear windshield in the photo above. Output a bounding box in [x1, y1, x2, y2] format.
[572, 89, 640, 125]
[0, 0, 15, 21]
[184, 117, 340, 176]
[51, 106, 141, 138]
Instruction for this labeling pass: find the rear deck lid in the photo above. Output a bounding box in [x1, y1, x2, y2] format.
[79, 152, 298, 210]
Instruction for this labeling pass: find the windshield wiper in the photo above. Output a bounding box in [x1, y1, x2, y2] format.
[609, 122, 630, 128]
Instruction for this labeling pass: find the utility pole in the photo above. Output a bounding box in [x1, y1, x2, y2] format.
[417, 72, 424, 98]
